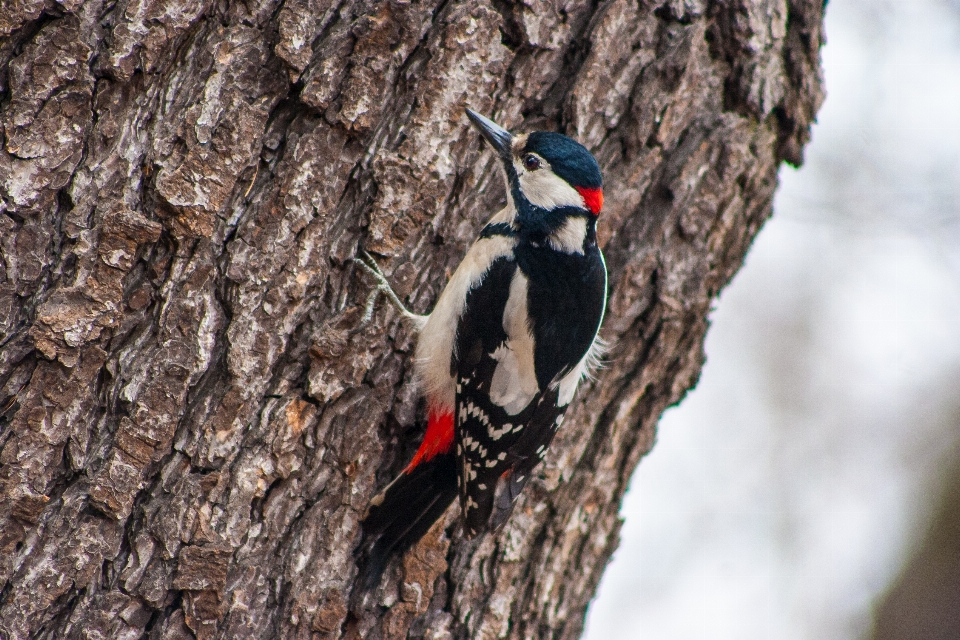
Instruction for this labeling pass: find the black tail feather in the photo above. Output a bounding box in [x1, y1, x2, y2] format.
[358, 453, 457, 589]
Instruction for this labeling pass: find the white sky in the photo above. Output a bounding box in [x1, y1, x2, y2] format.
[585, 1, 960, 638]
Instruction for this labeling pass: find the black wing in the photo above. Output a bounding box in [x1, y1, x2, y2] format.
[452, 257, 517, 535]
[453, 244, 606, 536]
[452, 258, 567, 535]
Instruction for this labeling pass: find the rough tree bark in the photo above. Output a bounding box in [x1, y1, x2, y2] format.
[0, 0, 824, 638]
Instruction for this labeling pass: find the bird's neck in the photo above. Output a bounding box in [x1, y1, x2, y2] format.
[481, 199, 597, 255]
[514, 199, 595, 255]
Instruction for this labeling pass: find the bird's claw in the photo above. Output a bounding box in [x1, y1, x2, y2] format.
[352, 251, 427, 326]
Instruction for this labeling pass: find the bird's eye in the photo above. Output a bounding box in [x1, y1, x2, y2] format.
[523, 154, 541, 171]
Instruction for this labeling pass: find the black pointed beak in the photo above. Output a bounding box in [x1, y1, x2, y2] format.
[466, 109, 512, 159]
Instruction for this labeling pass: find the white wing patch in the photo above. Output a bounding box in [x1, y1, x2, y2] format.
[488, 270, 539, 415]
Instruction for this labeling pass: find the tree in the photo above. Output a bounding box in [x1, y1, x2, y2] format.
[0, 0, 824, 638]
[872, 451, 960, 640]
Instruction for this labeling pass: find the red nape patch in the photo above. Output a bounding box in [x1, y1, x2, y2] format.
[404, 409, 454, 473]
[576, 187, 603, 214]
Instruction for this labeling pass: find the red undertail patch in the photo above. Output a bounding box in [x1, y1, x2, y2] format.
[576, 187, 603, 214]
[404, 408, 454, 473]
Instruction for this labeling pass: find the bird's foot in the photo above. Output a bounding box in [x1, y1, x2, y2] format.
[353, 250, 428, 327]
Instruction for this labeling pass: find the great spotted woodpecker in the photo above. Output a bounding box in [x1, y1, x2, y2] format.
[358, 110, 606, 586]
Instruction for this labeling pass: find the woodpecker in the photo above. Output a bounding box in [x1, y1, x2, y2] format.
[357, 109, 606, 586]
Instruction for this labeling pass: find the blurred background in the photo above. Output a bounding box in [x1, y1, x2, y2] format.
[585, 0, 960, 638]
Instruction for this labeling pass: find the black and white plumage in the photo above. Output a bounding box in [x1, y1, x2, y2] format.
[358, 109, 607, 585]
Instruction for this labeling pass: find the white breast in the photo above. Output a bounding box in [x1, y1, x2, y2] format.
[553, 337, 603, 406]
[415, 213, 515, 413]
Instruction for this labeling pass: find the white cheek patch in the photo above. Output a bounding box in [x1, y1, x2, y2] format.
[516, 164, 587, 211]
[547, 216, 588, 254]
[488, 270, 539, 415]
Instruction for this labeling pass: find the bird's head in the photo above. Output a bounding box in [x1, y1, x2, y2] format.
[466, 109, 603, 218]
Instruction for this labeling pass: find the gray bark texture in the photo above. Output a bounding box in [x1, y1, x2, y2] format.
[0, 0, 824, 638]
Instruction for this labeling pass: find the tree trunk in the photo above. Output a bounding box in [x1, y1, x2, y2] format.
[0, 0, 824, 638]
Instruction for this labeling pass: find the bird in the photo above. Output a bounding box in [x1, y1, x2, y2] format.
[356, 109, 607, 587]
